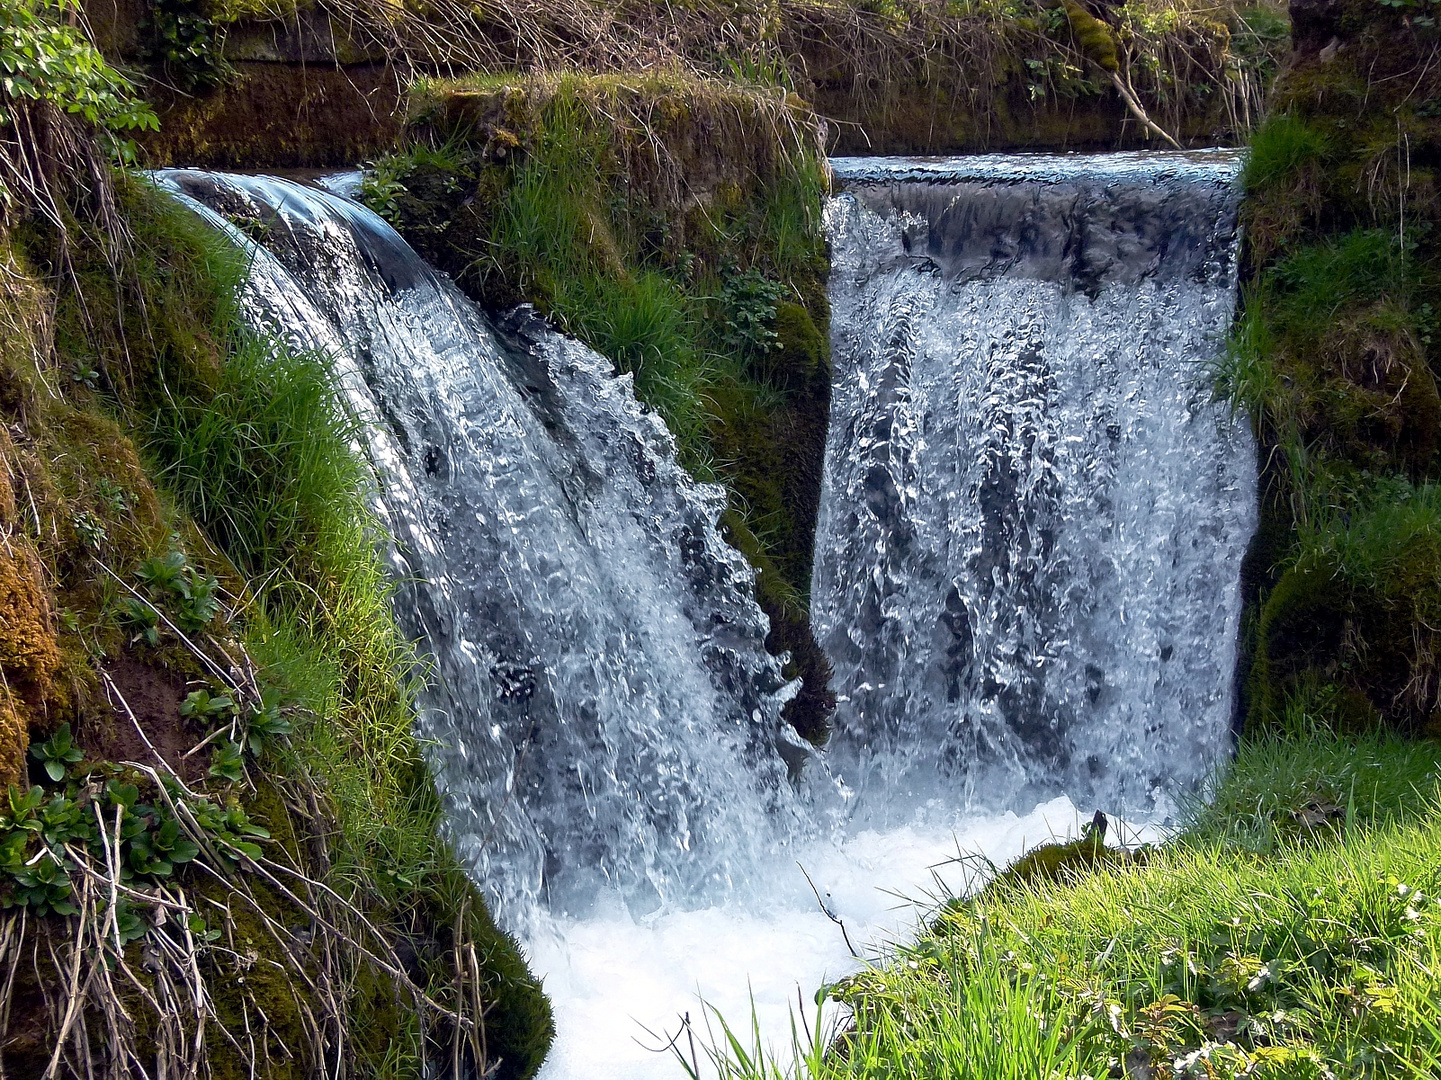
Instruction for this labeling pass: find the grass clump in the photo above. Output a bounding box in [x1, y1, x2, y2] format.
[691, 733, 1441, 1080]
[142, 335, 362, 582]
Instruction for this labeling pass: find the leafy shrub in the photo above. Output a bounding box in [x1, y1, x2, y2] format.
[0, 767, 271, 915]
[0, 0, 158, 136]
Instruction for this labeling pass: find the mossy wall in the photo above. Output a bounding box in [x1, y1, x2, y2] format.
[84, 0, 1288, 170]
[1231, 0, 1441, 737]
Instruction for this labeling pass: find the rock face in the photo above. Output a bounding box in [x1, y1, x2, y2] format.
[87, 0, 1281, 168]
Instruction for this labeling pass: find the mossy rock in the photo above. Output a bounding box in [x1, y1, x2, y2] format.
[989, 826, 1135, 892]
[755, 301, 828, 394]
[1248, 533, 1441, 736]
[1300, 305, 1441, 475]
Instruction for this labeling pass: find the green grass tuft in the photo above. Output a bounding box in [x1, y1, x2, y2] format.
[1243, 113, 1331, 193]
[143, 336, 367, 585]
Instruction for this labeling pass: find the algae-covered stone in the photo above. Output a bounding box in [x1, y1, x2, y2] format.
[989, 814, 1136, 890]
[761, 300, 828, 394]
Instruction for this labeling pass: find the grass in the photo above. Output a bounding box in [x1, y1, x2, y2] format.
[1242, 112, 1331, 193]
[690, 732, 1441, 1080]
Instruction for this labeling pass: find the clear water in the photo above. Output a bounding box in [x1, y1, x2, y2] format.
[156, 150, 1254, 1078]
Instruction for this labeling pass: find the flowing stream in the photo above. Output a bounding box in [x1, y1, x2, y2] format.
[158, 149, 1254, 1080]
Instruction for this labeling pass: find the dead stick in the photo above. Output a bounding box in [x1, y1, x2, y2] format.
[798, 864, 858, 958]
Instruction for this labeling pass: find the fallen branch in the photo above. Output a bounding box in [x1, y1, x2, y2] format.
[1109, 70, 1183, 150]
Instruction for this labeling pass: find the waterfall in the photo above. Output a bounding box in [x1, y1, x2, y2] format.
[816, 152, 1257, 825]
[154, 170, 808, 931]
[153, 150, 1256, 1079]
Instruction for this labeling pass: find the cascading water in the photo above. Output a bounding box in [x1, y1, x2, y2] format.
[155, 149, 1255, 1079]
[154, 170, 809, 932]
[818, 152, 1257, 826]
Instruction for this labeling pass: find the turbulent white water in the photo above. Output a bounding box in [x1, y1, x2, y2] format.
[155, 170, 808, 933]
[158, 150, 1254, 1080]
[818, 152, 1257, 826]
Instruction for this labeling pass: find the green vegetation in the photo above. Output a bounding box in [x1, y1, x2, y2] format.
[0, 0, 157, 136]
[0, 19, 551, 1075]
[141, 0, 1285, 158]
[361, 71, 838, 739]
[136, 0, 233, 94]
[1215, 0, 1441, 737]
[690, 732, 1441, 1079]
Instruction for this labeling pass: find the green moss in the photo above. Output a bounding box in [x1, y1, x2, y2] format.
[987, 828, 1133, 891]
[1062, 0, 1119, 72]
[199, 876, 313, 1080]
[759, 301, 828, 393]
[1247, 484, 1441, 735]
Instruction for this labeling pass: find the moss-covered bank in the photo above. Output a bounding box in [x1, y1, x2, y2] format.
[0, 25, 551, 1073]
[1224, 0, 1441, 737]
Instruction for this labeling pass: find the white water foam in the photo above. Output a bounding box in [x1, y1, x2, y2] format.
[533, 796, 1161, 1080]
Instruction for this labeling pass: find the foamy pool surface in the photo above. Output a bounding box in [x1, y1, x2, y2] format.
[531, 795, 1154, 1080]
